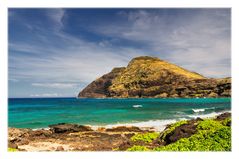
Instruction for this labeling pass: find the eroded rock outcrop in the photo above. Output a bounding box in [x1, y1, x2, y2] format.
[49, 123, 93, 133]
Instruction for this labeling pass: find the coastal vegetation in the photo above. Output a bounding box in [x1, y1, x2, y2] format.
[8, 148, 17, 152]
[8, 113, 231, 152]
[130, 132, 160, 143]
[153, 120, 231, 151]
[126, 113, 231, 151]
[127, 145, 150, 151]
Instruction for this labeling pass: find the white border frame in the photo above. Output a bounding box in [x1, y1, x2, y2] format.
[0, 0, 238, 159]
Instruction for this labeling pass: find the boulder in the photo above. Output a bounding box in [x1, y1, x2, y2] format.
[164, 120, 200, 144]
[105, 126, 145, 132]
[49, 123, 93, 133]
[215, 112, 231, 121]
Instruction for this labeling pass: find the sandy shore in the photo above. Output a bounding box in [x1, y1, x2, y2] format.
[8, 112, 231, 151]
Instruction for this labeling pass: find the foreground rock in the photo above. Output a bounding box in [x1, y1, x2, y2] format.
[215, 112, 231, 121]
[49, 123, 93, 133]
[105, 126, 148, 132]
[8, 125, 145, 151]
[78, 56, 231, 98]
[8, 113, 231, 151]
[163, 118, 203, 144]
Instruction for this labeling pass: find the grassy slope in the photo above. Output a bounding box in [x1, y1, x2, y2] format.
[109, 56, 205, 93]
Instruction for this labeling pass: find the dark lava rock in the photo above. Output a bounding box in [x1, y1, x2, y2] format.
[118, 141, 132, 151]
[164, 122, 198, 144]
[215, 112, 231, 121]
[49, 123, 93, 133]
[105, 126, 145, 132]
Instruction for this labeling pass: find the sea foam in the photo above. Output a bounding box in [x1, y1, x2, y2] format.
[187, 110, 230, 119]
[192, 107, 215, 113]
[94, 119, 184, 132]
[192, 108, 205, 113]
[92, 110, 230, 132]
[132, 105, 143, 108]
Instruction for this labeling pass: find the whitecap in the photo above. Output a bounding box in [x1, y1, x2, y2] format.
[192, 108, 205, 113]
[102, 119, 177, 132]
[133, 105, 143, 108]
[192, 107, 215, 113]
[188, 110, 230, 119]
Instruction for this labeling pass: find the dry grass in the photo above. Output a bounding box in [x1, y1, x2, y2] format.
[109, 56, 205, 92]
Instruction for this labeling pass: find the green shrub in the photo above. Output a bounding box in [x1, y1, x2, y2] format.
[221, 118, 231, 126]
[8, 148, 17, 152]
[154, 119, 231, 151]
[196, 119, 222, 131]
[131, 132, 160, 143]
[127, 145, 150, 151]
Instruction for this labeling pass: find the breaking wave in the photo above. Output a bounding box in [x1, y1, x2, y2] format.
[133, 105, 143, 108]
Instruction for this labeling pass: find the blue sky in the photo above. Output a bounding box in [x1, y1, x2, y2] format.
[8, 8, 231, 98]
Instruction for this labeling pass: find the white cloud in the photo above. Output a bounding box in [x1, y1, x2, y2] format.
[9, 29, 147, 84]
[46, 9, 65, 30]
[32, 83, 79, 89]
[93, 9, 231, 78]
[30, 93, 60, 97]
[9, 78, 19, 82]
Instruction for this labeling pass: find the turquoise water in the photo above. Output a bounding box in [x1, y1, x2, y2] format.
[8, 98, 231, 129]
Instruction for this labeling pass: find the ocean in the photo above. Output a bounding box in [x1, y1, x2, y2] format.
[8, 98, 231, 131]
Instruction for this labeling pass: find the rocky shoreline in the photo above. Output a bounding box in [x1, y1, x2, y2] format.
[8, 112, 231, 151]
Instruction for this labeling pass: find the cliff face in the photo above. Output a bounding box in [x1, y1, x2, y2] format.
[78, 56, 231, 98]
[78, 67, 126, 98]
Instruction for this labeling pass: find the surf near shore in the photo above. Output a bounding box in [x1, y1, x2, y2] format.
[8, 112, 231, 151]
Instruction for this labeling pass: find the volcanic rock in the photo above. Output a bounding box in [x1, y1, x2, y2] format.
[215, 112, 231, 121]
[49, 123, 93, 133]
[105, 126, 145, 132]
[78, 56, 231, 98]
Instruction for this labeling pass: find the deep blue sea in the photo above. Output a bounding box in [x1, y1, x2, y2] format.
[8, 98, 231, 129]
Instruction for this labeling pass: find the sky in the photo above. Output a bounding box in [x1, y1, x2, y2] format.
[8, 8, 231, 98]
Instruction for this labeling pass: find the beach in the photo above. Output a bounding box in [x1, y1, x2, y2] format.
[8, 112, 231, 151]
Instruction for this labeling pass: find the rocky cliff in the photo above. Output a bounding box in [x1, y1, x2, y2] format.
[78, 56, 231, 98]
